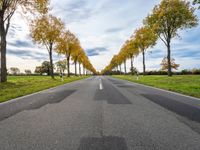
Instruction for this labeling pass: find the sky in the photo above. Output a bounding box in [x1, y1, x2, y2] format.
[6, 0, 200, 73]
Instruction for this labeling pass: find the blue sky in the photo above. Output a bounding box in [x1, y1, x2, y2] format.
[7, 0, 200, 73]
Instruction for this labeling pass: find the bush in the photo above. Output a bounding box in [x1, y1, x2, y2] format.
[145, 70, 167, 75]
[192, 68, 200, 75]
[106, 68, 200, 75]
[181, 69, 192, 75]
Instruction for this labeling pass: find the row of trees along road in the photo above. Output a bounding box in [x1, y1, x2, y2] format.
[0, 0, 96, 82]
[102, 0, 199, 76]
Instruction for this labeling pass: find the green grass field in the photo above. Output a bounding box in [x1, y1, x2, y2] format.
[0, 76, 88, 103]
[113, 75, 200, 98]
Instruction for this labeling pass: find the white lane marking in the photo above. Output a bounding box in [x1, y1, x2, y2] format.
[99, 78, 103, 90]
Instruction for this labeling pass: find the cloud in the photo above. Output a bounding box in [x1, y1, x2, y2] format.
[147, 49, 165, 59]
[7, 48, 48, 61]
[105, 27, 124, 33]
[173, 49, 200, 59]
[8, 24, 22, 38]
[86, 47, 108, 56]
[51, 0, 97, 23]
[86, 51, 99, 56]
[8, 40, 33, 48]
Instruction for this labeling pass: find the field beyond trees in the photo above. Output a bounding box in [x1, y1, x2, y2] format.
[113, 75, 200, 98]
[0, 76, 88, 103]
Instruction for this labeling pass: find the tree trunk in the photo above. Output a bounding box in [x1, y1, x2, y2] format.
[79, 62, 81, 76]
[67, 55, 70, 77]
[124, 60, 126, 75]
[49, 43, 54, 79]
[83, 67, 85, 76]
[119, 65, 122, 75]
[74, 61, 77, 76]
[167, 40, 172, 76]
[131, 57, 134, 75]
[142, 50, 146, 76]
[0, 13, 7, 82]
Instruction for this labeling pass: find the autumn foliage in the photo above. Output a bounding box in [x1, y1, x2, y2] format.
[161, 57, 180, 71]
[102, 0, 198, 76]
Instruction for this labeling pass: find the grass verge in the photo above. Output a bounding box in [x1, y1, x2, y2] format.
[0, 76, 89, 103]
[113, 75, 200, 98]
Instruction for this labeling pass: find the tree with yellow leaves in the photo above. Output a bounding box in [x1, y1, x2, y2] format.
[0, 0, 49, 82]
[115, 55, 123, 74]
[80, 55, 87, 75]
[124, 39, 139, 75]
[56, 30, 79, 77]
[101, 38, 140, 75]
[118, 48, 128, 75]
[161, 57, 180, 71]
[30, 14, 64, 79]
[81, 54, 96, 75]
[134, 26, 157, 75]
[144, 0, 198, 76]
[77, 51, 85, 76]
[71, 44, 84, 76]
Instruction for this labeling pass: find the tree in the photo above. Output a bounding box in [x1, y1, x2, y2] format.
[101, 39, 140, 75]
[41, 61, 51, 75]
[118, 49, 128, 75]
[0, 0, 49, 82]
[10, 67, 20, 75]
[130, 67, 138, 75]
[161, 57, 180, 71]
[35, 61, 52, 75]
[55, 31, 96, 76]
[25, 69, 32, 75]
[30, 14, 64, 79]
[77, 51, 85, 76]
[124, 60, 127, 75]
[56, 30, 78, 77]
[35, 66, 43, 75]
[79, 53, 96, 75]
[56, 59, 67, 76]
[125, 39, 139, 75]
[71, 42, 83, 76]
[144, 0, 198, 76]
[134, 26, 157, 75]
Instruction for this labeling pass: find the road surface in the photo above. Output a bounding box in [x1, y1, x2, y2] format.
[0, 76, 200, 150]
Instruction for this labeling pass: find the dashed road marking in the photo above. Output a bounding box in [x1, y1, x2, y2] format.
[99, 79, 103, 90]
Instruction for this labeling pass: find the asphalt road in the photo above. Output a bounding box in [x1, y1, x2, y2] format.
[0, 76, 200, 150]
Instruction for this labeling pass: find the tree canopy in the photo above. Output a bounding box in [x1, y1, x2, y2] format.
[144, 0, 198, 46]
[30, 14, 64, 78]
